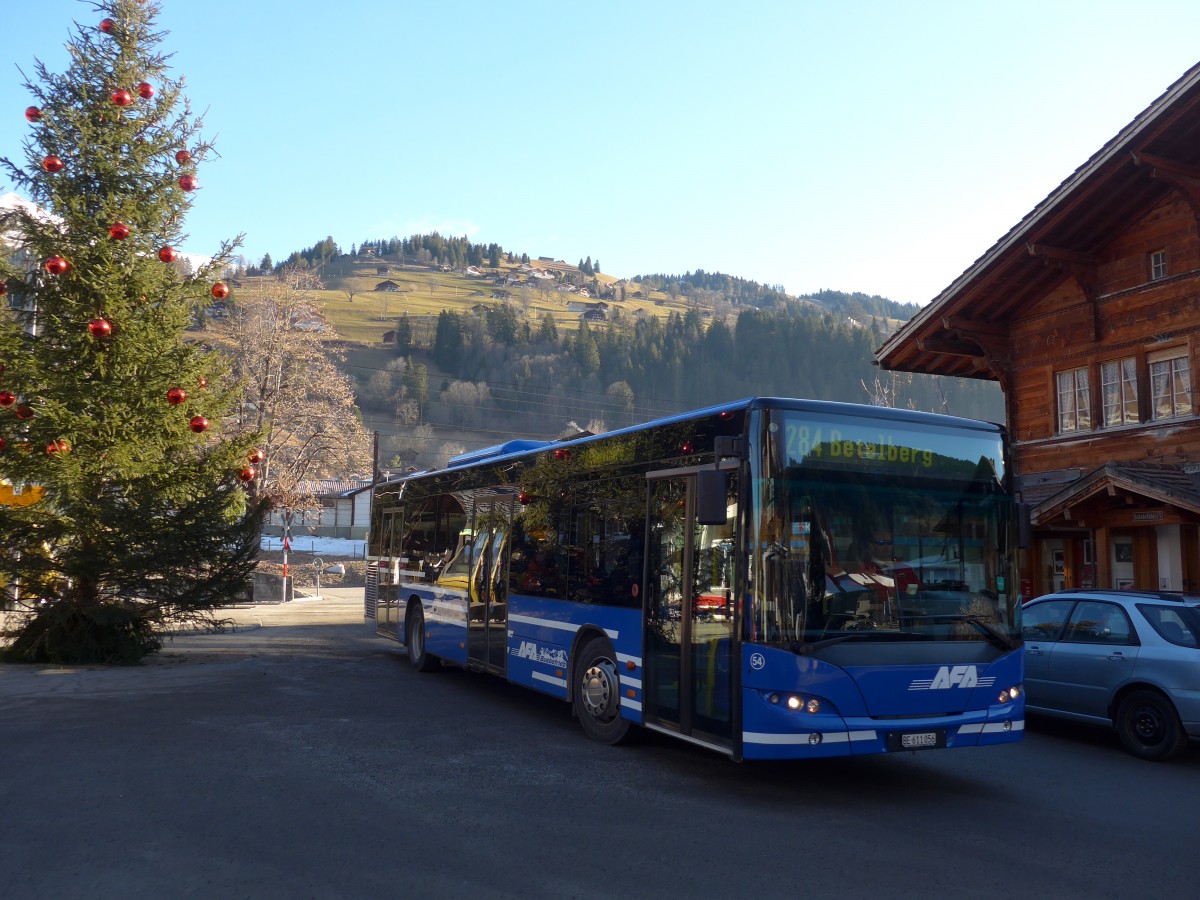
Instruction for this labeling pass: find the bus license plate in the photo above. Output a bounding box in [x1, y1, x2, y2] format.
[901, 732, 938, 749]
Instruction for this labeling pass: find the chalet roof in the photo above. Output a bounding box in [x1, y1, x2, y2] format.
[877, 61, 1200, 379]
[1029, 461, 1200, 526]
[302, 478, 372, 497]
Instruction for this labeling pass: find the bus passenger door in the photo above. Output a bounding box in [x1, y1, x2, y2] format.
[467, 497, 512, 675]
[377, 509, 400, 637]
[644, 472, 737, 749]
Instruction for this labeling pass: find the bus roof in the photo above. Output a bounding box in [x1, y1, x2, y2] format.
[446, 439, 555, 468]
[428, 397, 1001, 477]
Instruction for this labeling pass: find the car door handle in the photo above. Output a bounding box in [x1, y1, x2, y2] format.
[1108, 652, 1127, 662]
[1026, 647, 1043, 656]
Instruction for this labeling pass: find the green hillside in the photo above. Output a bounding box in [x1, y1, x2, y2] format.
[249, 254, 690, 345]
[218, 245, 1003, 471]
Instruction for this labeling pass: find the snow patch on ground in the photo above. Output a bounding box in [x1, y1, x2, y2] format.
[259, 536, 366, 556]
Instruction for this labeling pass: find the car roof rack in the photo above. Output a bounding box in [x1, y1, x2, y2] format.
[1053, 588, 1197, 603]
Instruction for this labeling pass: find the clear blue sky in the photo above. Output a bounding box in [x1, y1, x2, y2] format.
[4, 0, 1200, 306]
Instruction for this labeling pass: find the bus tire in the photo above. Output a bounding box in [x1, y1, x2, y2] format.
[406, 603, 437, 673]
[574, 636, 631, 745]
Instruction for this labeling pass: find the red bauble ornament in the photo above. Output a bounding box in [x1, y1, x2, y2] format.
[158, 246, 177, 263]
[211, 282, 230, 300]
[167, 387, 187, 406]
[45, 256, 70, 275]
[88, 317, 113, 338]
[178, 174, 197, 191]
[25, 106, 42, 123]
[0, 282, 7, 297]
[99, 18, 116, 34]
[238, 466, 257, 483]
[15, 406, 33, 420]
[0, 391, 15, 407]
[42, 155, 64, 173]
[137, 81, 154, 100]
[175, 149, 192, 164]
[247, 448, 265, 464]
[46, 439, 70, 456]
[109, 222, 130, 240]
[0, 437, 6, 452]
[197, 375, 208, 390]
[189, 415, 209, 434]
[112, 90, 133, 107]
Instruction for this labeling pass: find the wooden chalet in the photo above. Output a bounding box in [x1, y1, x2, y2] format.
[877, 62, 1200, 597]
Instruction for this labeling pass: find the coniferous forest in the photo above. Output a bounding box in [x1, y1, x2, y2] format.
[244, 234, 1005, 465]
[360, 298, 1004, 464]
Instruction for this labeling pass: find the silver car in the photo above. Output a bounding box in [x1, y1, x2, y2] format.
[1022, 589, 1200, 761]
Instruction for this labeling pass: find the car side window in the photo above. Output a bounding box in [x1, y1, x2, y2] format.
[1065, 601, 1136, 645]
[1022, 599, 1074, 641]
[1137, 605, 1200, 648]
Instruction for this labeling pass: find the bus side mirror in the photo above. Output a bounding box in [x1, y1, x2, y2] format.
[697, 469, 728, 525]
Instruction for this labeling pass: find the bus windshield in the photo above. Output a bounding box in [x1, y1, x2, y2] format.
[749, 409, 1019, 649]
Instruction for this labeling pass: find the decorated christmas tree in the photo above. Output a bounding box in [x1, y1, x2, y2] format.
[0, 0, 264, 663]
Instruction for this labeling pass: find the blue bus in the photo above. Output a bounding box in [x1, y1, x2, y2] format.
[365, 397, 1024, 759]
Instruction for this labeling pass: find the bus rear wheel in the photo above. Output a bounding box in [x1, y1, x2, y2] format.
[406, 604, 437, 673]
[574, 636, 631, 744]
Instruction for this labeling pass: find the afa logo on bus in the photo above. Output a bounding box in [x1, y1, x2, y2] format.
[512, 640, 568, 668]
[908, 666, 997, 691]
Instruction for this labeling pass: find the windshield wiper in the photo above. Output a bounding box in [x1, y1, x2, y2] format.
[788, 630, 926, 655]
[905, 613, 1018, 651]
[790, 633, 869, 655]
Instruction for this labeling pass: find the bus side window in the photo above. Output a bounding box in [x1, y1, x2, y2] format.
[509, 516, 566, 599]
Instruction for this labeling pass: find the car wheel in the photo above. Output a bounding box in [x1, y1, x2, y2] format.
[406, 603, 437, 672]
[1115, 689, 1187, 761]
[574, 636, 632, 745]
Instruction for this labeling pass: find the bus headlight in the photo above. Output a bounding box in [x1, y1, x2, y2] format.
[999, 684, 1022, 703]
[786, 695, 820, 713]
[763, 692, 822, 714]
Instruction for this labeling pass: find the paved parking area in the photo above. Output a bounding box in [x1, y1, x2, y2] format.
[0, 589, 368, 700]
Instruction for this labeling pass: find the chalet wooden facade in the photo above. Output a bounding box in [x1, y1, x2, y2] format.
[877, 62, 1200, 598]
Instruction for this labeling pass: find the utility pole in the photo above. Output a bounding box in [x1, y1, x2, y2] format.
[370, 430, 379, 543]
[281, 509, 291, 603]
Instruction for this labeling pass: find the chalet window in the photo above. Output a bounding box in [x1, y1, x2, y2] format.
[1101, 357, 1139, 426]
[1149, 348, 1193, 420]
[1056, 367, 1091, 433]
[1150, 250, 1168, 281]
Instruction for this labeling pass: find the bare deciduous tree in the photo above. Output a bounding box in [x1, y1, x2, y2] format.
[441, 380, 492, 428]
[215, 268, 372, 512]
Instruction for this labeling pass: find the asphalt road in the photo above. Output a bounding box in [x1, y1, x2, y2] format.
[2, 590, 1197, 899]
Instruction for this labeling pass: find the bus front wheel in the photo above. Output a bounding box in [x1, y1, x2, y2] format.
[406, 604, 437, 673]
[574, 636, 631, 744]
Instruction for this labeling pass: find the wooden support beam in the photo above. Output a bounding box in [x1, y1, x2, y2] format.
[1026, 242, 1102, 341]
[1134, 150, 1200, 236]
[915, 335, 985, 358]
[941, 315, 1008, 338]
[1132, 151, 1200, 184]
[1027, 243, 1100, 266]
